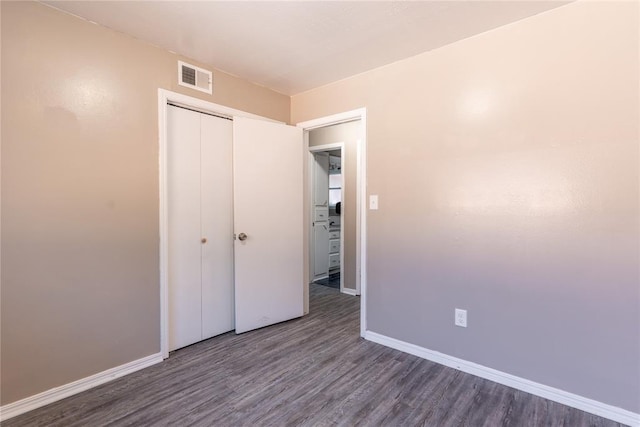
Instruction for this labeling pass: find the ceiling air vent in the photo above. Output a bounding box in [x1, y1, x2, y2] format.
[178, 61, 212, 94]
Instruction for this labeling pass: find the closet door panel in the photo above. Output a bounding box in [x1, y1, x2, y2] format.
[167, 105, 202, 351]
[233, 117, 303, 334]
[200, 114, 235, 339]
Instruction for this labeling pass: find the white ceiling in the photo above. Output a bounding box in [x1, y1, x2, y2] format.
[43, 1, 569, 96]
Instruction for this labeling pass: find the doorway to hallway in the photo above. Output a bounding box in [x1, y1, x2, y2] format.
[298, 109, 367, 337]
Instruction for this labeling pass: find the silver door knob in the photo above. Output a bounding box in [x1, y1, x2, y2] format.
[238, 233, 248, 241]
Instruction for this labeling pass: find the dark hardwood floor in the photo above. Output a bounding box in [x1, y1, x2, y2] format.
[2, 284, 625, 426]
[314, 272, 340, 289]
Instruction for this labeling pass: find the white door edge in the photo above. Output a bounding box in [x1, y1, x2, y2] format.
[297, 108, 368, 338]
[158, 88, 284, 359]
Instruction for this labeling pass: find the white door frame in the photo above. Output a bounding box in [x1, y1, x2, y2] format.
[158, 89, 282, 359]
[297, 108, 367, 337]
[309, 143, 345, 293]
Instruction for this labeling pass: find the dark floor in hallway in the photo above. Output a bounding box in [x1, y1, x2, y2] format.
[314, 272, 340, 289]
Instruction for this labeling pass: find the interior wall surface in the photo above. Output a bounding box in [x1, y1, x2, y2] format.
[1, 1, 289, 405]
[292, 1, 639, 412]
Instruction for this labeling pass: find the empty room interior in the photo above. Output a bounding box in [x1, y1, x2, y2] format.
[1, 1, 639, 426]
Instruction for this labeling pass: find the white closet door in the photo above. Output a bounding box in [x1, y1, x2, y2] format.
[200, 114, 234, 339]
[233, 116, 304, 334]
[167, 105, 202, 351]
[168, 106, 234, 352]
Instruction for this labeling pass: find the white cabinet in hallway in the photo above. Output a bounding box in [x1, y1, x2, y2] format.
[329, 238, 340, 254]
[329, 228, 340, 271]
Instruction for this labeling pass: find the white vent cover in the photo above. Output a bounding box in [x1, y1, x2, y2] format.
[178, 61, 212, 94]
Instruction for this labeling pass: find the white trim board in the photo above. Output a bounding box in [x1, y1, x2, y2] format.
[0, 353, 163, 422]
[342, 288, 358, 296]
[297, 109, 364, 131]
[159, 89, 283, 124]
[364, 331, 639, 427]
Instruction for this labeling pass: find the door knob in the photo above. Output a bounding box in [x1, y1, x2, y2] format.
[201, 238, 207, 244]
[238, 233, 248, 241]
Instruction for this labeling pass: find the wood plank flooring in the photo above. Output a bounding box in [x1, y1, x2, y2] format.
[2, 284, 626, 426]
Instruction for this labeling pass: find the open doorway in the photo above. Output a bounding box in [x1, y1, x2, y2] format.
[298, 109, 367, 337]
[309, 147, 344, 292]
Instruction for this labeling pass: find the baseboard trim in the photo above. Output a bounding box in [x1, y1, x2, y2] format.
[341, 288, 357, 296]
[364, 331, 639, 427]
[0, 352, 163, 422]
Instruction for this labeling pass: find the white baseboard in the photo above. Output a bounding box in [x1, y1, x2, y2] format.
[0, 352, 163, 422]
[342, 288, 357, 296]
[364, 331, 639, 427]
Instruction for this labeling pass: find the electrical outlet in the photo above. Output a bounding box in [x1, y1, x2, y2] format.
[455, 308, 467, 328]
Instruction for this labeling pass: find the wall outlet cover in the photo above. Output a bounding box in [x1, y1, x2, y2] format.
[455, 308, 467, 327]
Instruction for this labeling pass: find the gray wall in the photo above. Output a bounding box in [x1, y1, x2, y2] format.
[292, 1, 640, 413]
[0, 1, 289, 405]
[309, 121, 361, 291]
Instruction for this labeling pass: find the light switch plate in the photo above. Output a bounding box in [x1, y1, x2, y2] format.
[369, 195, 379, 210]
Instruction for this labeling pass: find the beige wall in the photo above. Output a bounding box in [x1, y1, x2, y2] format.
[309, 121, 361, 291]
[293, 1, 639, 412]
[0, 1, 289, 405]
